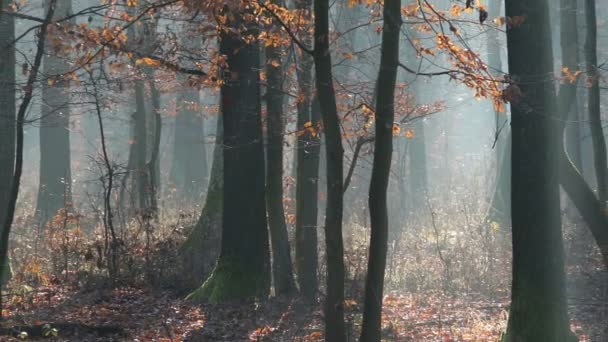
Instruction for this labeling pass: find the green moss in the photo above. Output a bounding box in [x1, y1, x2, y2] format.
[0, 257, 12, 286]
[186, 256, 269, 303]
[180, 186, 222, 253]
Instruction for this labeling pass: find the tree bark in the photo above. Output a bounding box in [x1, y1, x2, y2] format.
[485, 0, 510, 227]
[294, 0, 320, 302]
[562, 0, 583, 171]
[134, 79, 149, 210]
[265, 16, 296, 296]
[313, 0, 346, 340]
[584, 0, 607, 204]
[187, 8, 270, 302]
[0, 0, 56, 318]
[146, 71, 161, 213]
[36, 0, 73, 224]
[359, 0, 400, 340]
[0, 0, 15, 285]
[503, 0, 574, 340]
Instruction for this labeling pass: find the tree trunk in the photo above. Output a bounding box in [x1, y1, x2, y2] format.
[0, 0, 55, 318]
[36, 0, 73, 224]
[359, 0, 400, 340]
[265, 19, 296, 296]
[503, 0, 574, 340]
[187, 9, 270, 302]
[584, 0, 607, 204]
[294, 0, 320, 302]
[170, 81, 207, 201]
[0, 0, 15, 285]
[485, 0, 511, 227]
[562, 0, 583, 171]
[555, 0, 608, 267]
[313, 0, 346, 340]
[134, 79, 149, 210]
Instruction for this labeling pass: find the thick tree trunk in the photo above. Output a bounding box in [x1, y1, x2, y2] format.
[584, 0, 607, 204]
[187, 10, 270, 302]
[170, 81, 207, 201]
[294, 0, 320, 302]
[36, 0, 73, 224]
[359, 0, 400, 340]
[313, 0, 346, 340]
[265, 24, 296, 296]
[503, 0, 574, 340]
[0, 0, 15, 285]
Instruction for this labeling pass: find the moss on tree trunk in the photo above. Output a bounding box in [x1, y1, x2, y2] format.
[187, 5, 270, 303]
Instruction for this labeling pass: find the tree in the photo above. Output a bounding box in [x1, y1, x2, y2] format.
[584, 0, 607, 205]
[265, 3, 296, 296]
[502, 0, 575, 339]
[313, 0, 346, 339]
[187, 6, 270, 302]
[170, 86, 208, 200]
[0, 0, 15, 285]
[0, 0, 56, 318]
[36, 0, 74, 224]
[556, 0, 608, 267]
[485, 0, 511, 227]
[293, 0, 320, 302]
[359, 0, 400, 339]
[170, 33, 208, 202]
[561, 0, 583, 171]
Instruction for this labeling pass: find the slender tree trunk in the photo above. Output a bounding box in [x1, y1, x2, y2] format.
[0, 0, 55, 318]
[584, 0, 607, 204]
[36, 0, 73, 224]
[147, 71, 161, 213]
[556, 0, 608, 267]
[265, 16, 296, 296]
[313, 0, 346, 339]
[562, 0, 583, 171]
[485, 0, 511, 226]
[0, 0, 15, 285]
[294, 0, 320, 302]
[134, 79, 149, 210]
[359, 0, 400, 340]
[503, 0, 574, 340]
[187, 9, 270, 302]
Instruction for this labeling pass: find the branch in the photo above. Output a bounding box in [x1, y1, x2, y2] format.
[259, 2, 314, 55]
[343, 136, 374, 193]
[398, 61, 454, 77]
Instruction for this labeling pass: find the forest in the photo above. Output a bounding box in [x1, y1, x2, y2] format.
[0, 0, 606, 340]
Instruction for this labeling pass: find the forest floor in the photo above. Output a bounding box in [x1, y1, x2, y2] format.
[0, 262, 605, 342]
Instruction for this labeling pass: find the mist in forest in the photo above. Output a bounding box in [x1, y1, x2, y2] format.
[0, 0, 606, 340]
